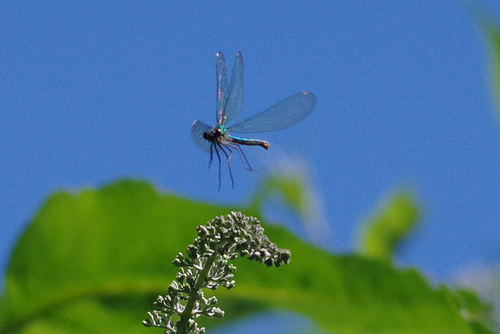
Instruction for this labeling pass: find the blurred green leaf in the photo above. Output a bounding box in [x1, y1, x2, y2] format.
[357, 191, 419, 261]
[249, 169, 332, 248]
[250, 170, 307, 216]
[0, 180, 492, 333]
[486, 29, 500, 116]
[474, 6, 500, 116]
[453, 289, 495, 333]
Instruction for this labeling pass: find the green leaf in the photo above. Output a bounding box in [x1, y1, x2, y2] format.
[0, 180, 492, 333]
[474, 6, 500, 117]
[357, 190, 419, 261]
[249, 170, 308, 216]
[249, 169, 333, 248]
[490, 28, 500, 107]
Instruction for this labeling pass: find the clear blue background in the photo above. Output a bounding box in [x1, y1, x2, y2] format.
[1, 0, 499, 317]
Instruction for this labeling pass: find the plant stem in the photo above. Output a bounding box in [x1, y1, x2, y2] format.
[177, 254, 217, 333]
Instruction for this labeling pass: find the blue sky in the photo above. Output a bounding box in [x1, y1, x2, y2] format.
[1, 0, 500, 301]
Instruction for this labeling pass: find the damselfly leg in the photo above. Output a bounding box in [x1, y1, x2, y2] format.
[217, 143, 235, 190]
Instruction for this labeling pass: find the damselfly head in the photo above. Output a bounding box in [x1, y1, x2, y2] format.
[203, 126, 222, 142]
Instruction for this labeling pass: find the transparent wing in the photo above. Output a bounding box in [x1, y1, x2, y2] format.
[222, 52, 244, 126]
[191, 119, 212, 152]
[216, 52, 228, 124]
[229, 91, 316, 133]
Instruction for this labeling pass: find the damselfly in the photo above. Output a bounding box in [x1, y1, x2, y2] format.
[192, 52, 316, 189]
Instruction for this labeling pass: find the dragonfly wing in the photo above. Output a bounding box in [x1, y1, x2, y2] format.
[223, 52, 244, 126]
[191, 119, 212, 152]
[229, 91, 316, 133]
[216, 52, 229, 124]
